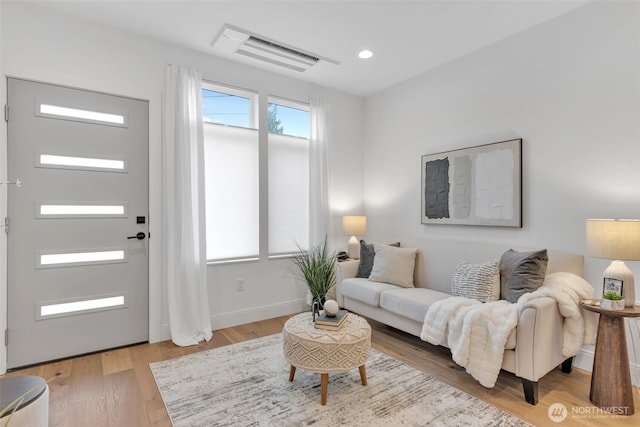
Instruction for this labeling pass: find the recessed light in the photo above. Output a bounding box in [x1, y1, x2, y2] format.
[358, 50, 373, 59]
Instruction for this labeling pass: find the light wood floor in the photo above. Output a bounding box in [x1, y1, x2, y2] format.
[3, 314, 639, 426]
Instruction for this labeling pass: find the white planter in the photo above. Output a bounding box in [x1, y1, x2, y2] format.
[600, 299, 625, 311]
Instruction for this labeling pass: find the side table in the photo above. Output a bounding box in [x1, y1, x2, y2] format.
[580, 301, 640, 415]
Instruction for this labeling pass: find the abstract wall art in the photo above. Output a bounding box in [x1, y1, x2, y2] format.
[421, 138, 522, 227]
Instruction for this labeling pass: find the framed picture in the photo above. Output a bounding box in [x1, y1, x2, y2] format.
[421, 138, 522, 227]
[603, 278, 623, 298]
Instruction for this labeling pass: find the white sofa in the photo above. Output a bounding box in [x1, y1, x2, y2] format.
[335, 238, 585, 405]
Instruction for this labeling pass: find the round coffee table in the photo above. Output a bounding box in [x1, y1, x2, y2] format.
[282, 312, 371, 405]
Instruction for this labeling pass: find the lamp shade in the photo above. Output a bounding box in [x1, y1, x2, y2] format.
[343, 215, 366, 236]
[586, 219, 640, 261]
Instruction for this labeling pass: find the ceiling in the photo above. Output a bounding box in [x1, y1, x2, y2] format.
[28, 0, 589, 97]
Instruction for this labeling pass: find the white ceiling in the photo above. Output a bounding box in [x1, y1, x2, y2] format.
[29, 0, 589, 96]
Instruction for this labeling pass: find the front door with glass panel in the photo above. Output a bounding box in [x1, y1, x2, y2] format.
[6, 78, 149, 368]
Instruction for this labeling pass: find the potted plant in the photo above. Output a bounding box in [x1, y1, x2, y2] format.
[291, 238, 338, 313]
[602, 291, 625, 311]
[0, 375, 54, 425]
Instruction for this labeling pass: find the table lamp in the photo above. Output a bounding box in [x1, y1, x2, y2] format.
[343, 215, 366, 259]
[586, 219, 640, 307]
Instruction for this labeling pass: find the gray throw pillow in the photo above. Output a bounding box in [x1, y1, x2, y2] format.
[499, 249, 548, 303]
[451, 260, 500, 303]
[356, 240, 400, 278]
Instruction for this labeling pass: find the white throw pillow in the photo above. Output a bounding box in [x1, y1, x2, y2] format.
[450, 260, 500, 302]
[369, 244, 418, 288]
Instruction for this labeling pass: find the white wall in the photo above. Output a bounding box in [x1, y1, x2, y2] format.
[363, 0, 640, 382]
[0, 1, 364, 369]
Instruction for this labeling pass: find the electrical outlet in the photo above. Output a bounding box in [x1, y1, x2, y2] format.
[236, 278, 245, 292]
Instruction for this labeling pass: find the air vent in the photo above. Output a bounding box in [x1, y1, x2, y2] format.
[212, 24, 338, 72]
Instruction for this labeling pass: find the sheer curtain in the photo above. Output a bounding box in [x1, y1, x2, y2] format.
[309, 97, 332, 247]
[162, 64, 212, 346]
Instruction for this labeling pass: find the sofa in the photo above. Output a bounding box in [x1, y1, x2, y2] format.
[335, 238, 586, 405]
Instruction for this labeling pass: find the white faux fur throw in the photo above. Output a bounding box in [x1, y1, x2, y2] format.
[420, 271, 597, 388]
[420, 296, 479, 345]
[421, 298, 517, 387]
[519, 272, 597, 356]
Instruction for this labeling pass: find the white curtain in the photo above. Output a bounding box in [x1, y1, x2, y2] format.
[309, 97, 332, 247]
[162, 64, 212, 346]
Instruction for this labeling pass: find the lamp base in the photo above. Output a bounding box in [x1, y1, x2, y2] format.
[603, 260, 635, 307]
[347, 236, 360, 259]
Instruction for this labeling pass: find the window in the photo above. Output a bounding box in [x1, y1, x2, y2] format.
[267, 100, 310, 138]
[203, 84, 259, 261]
[202, 84, 310, 261]
[37, 153, 126, 172]
[37, 294, 127, 320]
[37, 102, 126, 127]
[268, 98, 310, 255]
[202, 87, 254, 127]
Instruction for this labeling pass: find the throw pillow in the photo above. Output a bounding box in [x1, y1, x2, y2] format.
[356, 240, 401, 278]
[451, 260, 500, 303]
[499, 249, 549, 303]
[369, 243, 418, 288]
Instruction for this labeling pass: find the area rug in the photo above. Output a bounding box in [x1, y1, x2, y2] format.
[150, 334, 530, 427]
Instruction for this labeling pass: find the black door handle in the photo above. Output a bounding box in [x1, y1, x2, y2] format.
[127, 232, 146, 240]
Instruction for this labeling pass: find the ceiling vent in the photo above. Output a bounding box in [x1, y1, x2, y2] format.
[212, 24, 339, 72]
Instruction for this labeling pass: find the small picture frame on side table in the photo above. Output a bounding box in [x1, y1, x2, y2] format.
[603, 278, 623, 298]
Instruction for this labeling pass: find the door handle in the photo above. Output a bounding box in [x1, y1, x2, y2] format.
[127, 232, 146, 240]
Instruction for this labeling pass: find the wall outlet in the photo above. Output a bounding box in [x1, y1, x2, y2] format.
[236, 278, 245, 292]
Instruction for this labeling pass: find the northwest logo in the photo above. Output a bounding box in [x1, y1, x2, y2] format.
[548, 403, 568, 422]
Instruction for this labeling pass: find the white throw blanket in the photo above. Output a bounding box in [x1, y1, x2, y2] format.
[420, 272, 596, 388]
[519, 272, 597, 355]
[420, 298, 518, 387]
[420, 296, 480, 345]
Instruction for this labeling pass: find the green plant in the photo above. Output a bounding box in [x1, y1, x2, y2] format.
[291, 238, 337, 303]
[603, 291, 622, 301]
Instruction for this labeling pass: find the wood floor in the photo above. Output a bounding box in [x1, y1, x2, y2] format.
[3, 314, 639, 426]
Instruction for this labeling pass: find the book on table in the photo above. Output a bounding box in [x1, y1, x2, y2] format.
[315, 309, 348, 327]
[315, 322, 344, 331]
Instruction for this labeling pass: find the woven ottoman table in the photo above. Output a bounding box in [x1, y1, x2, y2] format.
[282, 312, 371, 405]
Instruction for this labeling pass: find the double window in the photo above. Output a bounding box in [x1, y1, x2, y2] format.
[202, 83, 310, 262]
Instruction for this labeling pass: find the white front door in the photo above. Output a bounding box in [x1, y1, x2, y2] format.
[6, 78, 149, 368]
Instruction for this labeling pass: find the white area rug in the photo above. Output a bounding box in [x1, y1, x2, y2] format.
[150, 333, 530, 426]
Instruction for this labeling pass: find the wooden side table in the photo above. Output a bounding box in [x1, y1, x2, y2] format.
[580, 301, 640, 415]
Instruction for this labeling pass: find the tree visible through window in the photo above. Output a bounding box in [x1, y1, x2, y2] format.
[268, 104, 284, 134]
[267, 101, 310, 139]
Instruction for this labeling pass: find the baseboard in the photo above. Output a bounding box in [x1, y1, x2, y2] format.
[210, 299, 306, 330]
[574, 346, 640, 388]
[161, 299, 306, 341]
[574, 346, 594, 374]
